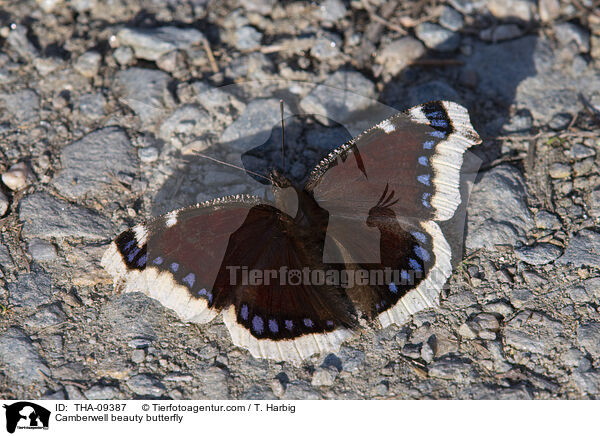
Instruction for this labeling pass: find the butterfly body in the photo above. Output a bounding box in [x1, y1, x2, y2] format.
[102, 100, 481, 363]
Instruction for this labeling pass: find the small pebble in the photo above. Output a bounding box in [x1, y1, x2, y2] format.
[113, 46, 134, 65]
[549, 113, 572, 131]
[28, 239, 57, 262]
[270, 379, 285, 397]
[138, 146, 159, 163]
[565, 143, 596, 160]
[439, 6, 464, 31]
[311, 367, 338, 386]
[534, 210, 560, 229]
[0, 191, 8, 216]
[415, 23, 460, 52]
[2, 162, 31, 191]
[131, 349, 145, 363]
[74, 51, 102, 78]
[458, 322, 478, 339]
[548, 163, 571, 179]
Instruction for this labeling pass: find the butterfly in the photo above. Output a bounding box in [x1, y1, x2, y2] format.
[101, 100, 481, 363]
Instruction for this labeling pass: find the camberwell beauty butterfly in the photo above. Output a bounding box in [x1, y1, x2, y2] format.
[102, 100, 481, 363]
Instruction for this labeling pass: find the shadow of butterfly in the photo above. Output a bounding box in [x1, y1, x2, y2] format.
[102, 100, 481, 363]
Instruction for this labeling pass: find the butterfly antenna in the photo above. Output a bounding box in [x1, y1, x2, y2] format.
[280, 99, 285, 172]
[193, 152, 271, 182]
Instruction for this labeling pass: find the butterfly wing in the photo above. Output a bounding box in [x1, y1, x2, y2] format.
[102, 194, 357, 363]
[306, 101, 479, 326]
[306, 101, 480, 221]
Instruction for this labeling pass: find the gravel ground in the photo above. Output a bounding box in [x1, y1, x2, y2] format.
[1, 0, 600, 400]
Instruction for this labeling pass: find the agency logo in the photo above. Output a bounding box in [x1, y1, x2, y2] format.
[3, 402, 50, 433]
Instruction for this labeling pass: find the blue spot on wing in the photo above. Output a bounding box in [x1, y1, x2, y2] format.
[423, 140, 435, 149]
[389, 282, 398, 294]
[429, 130, 446, 138]
[417, 174, 431, 186]
[414, 245, 430, 262]
[409, 258, 423, 272]
[252, 315, 264, 334]
[418, 156, 428, 166]
[182, 273, 195, 288]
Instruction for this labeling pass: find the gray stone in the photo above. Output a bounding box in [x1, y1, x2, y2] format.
[299, 71, 375, 126]
[539, 0, 560, 22]
[574, 158, 594, 177]
[548, 162, 570, 179]
[448, 0, 488, 14]
[583, 277, 600, 299]
[514, 243, 563, 265]
[131, 349, 145, 363]
[572, 371, 600, 395]
[338, 347, 365, 373]
[559, 230, 600, 269]
[0, 89, 39, 123]
[126, 374, 166, 397]
[117, 26, 205, 61]
[78, 93, 106, 119]
[555, 23, 590, 53]
[137, 147, 159, 163]
[195, 367, 229, 399]
[479, 24, 524, 42]
[504, 310, 562, 354]
[114, 68, 170, 126]
[0, 191, 8, 216]
[415, 23, 460, 52]
[466, 165, 533, 250]
[5, 24, 38, 59]
[113, 46, 134, 65]
[74, 51, 102, 78]
[428, 357, 474, 382]
[487, 0, 535, 21]
[25, 303, 66, 329]
[310, 36, 342, 61]
[158, 104, 212, 145]
[319, 0, 347, 21]
[458, 323, 477, 339]
[509, 288, 535, 307]
[85, 384, 119, 399]
[226, 52, 274, 81]
[282, 381, 321, 400]
[577, 323, 600, 358]
[8, 268, 54, 308]
[240, 0, 276, 14]
[221, 99, 290, 153]
[53, 127, 136, 199]
[566, 285, 591, 303]
[590, 187, 600, 219]
[549, 113, 572, 131]
[376, 37, 426, 77]
[228, 26, 262, 51]
[566, 143, 596, 160]
[0, 328, 50, 387]
[0, 244, 13, 270]
[2, 162, 32, 191]
[502, 109, 533, 133]
[242, 385, 278, 400]
[102, 293, 163, 341]
[534, 210, 560, 230]
[42, 389, 66, 399]
[439, 6, 464, 31]
[311, 367, 338, 386]
[65, 385, 86, 400]
[20, 192, 113, 240]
